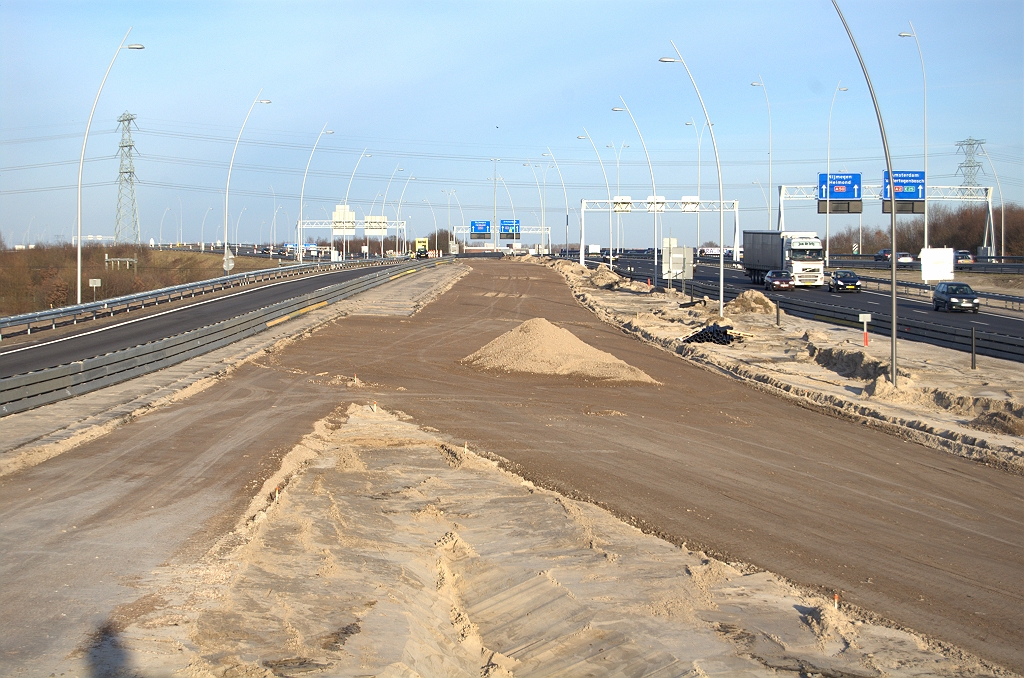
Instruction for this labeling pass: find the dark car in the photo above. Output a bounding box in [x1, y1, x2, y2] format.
[874, 248, 892, 261]
[764, 270, 794, 291]
[933, 282, 980, 313]
[829, 269, 862, 292]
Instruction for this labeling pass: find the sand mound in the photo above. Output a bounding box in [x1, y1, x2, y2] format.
[589, 264, 622, 289]
[723, 290, 775, 315]
[810, 346, 891, 380]
[966, 411, 1024, 436]
[463, 317, 658, 383]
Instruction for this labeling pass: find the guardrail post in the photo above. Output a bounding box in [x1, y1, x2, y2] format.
[971, 328, 977, 370]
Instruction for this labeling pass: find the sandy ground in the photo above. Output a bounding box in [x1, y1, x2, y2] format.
[96, 404, 1005, 677]
[3, 257, 1022, 676]
[547, 257, 1024, 474]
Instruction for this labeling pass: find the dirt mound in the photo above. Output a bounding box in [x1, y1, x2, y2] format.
[966, 411, 1024, 436]
[463, 317, 658, 383]
[723, 290, 775, 315]
[810, 346, 891, 380]
[589, 264, 622, 289]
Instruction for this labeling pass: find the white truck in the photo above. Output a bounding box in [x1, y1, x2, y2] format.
[741, 230, 825, 287]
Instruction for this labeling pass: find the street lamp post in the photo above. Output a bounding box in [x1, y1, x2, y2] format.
[685, 120, 711, 247]
[224, 91, 271, 274]
[234, 207, 246, 254]
[982, 149, 1006, 259]
[577, 130, 612, 269]
[543, 149, 569, 258]
[661, 42, 727, 317]
[76, 28, 144, 304]
[524, 163, 545, 253]
[613, 99, 657, 274]
[607, 142, 628, 253]
[344, 149, 371, 206]
[395, 174, 417, 255]
[423, 199, 438, 255]
[826, 82, 848, 266]
[751, 77, 772, 230]
[158, 207, 170, 247]
[199, 206, 213, 251]
[833, 0, 901, 387]
[298, 124, 333, 263]
[899, 24, 928, 248]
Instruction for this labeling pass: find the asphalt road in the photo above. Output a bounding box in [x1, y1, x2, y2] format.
[613, 255, 1024, 339]
[0, 264, 396, 379]
[288, 259, 1023, 671]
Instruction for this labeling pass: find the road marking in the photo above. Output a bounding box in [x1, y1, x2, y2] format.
[911, 310, 928, 314]
[866, 301, 880, 305]
[970, 320, 989, 326]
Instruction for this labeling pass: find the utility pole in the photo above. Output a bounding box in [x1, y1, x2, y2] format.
[491, 158, 499, 250]
[955, 137, 985, 187]
[114, 111, 141, 244]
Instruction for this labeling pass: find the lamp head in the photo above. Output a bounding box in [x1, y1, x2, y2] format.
[611, 107, 624, 111]
[898, 32, 913, 37]
[324, 130, 334, 135]
[658, 57, 676, 62]
[751, 82, 762, 87]
[126, 44, 144, 49]
[839, 87, 848, 91]
[259, 100, 271, 104]
[577, 135, 586, 139]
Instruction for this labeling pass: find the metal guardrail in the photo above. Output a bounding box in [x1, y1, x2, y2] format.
[0, 258, 451, 416]
[0, 258, 402, 341]
[579, 259, 1024, 363]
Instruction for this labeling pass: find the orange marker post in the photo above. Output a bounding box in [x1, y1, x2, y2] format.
[859, 313, 871, 347]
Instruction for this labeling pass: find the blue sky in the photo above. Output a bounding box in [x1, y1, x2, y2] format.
[1, 0, 1021, 249]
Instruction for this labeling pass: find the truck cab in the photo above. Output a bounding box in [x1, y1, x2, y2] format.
[742, 230, 825, 287]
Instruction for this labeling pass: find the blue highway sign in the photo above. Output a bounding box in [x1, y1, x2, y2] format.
[499, 219, 520, 233]
[882, 171, 925, 200]
[818, 173, 862, 200]
[470, 220, 491, 233]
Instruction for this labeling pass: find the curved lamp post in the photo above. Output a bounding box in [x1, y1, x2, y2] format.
[298, 125, 333, 263]
[76, 29, 144, 303]
[158, 207, 170, 247]
[607, 142, 628, 252]
[395, 174, 416, 254]
[833, 0, 900, 387]
[543, 149, 569, 257]
[577, 130, 612, 268]
[233, 207, 247, 254]
[224, 92, 271, 273]
[750, 77, 773, 230]
[685, 119, 711, 247]
[199, 206, 213, 251]
[613, 99, 657, 272]
[423, 199, 438, 254]
[344, 149, 371, 206]
[899, 24, 928, 247]
[825, 82, 848, 266]
[661, 42, 726, 317]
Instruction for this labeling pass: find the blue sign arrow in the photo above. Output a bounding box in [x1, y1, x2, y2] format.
[470, 220, 491, 233]
[818, 173, 863, 201]
[498, 219, 521, 233]
[882, 170, 925, 200]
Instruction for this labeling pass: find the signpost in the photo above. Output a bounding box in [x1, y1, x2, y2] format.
[882, 170, 926, 213]
[859, 313, 871, 347]
[661, 238, 693, 281]
[470, 220, 491, 240]
[817, 173, 863, 213]
[499, 219, 520, 240]
[89, 278, 101, 302]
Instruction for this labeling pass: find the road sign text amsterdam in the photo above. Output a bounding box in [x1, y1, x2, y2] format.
[499, 219, 520, 233]
[882, 171, 925, 200]
[818, 173, 862, 200]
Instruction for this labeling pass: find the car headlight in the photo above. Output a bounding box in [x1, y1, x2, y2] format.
[950, 297, 959, 302]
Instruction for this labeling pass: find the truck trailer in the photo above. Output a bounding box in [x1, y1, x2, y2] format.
[741, 230, 824, 287]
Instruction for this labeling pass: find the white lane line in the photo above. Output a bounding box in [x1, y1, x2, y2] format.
[970, 320, 990, 326]
[911, 310, 928, 314]
[0, 268, 364, 357]
[866, 301, 880, 305]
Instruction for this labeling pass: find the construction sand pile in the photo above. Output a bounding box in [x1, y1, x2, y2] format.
[463, 317, 658, 383]
[588, 263, 622, 288]
[724, 289, 776, 315]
